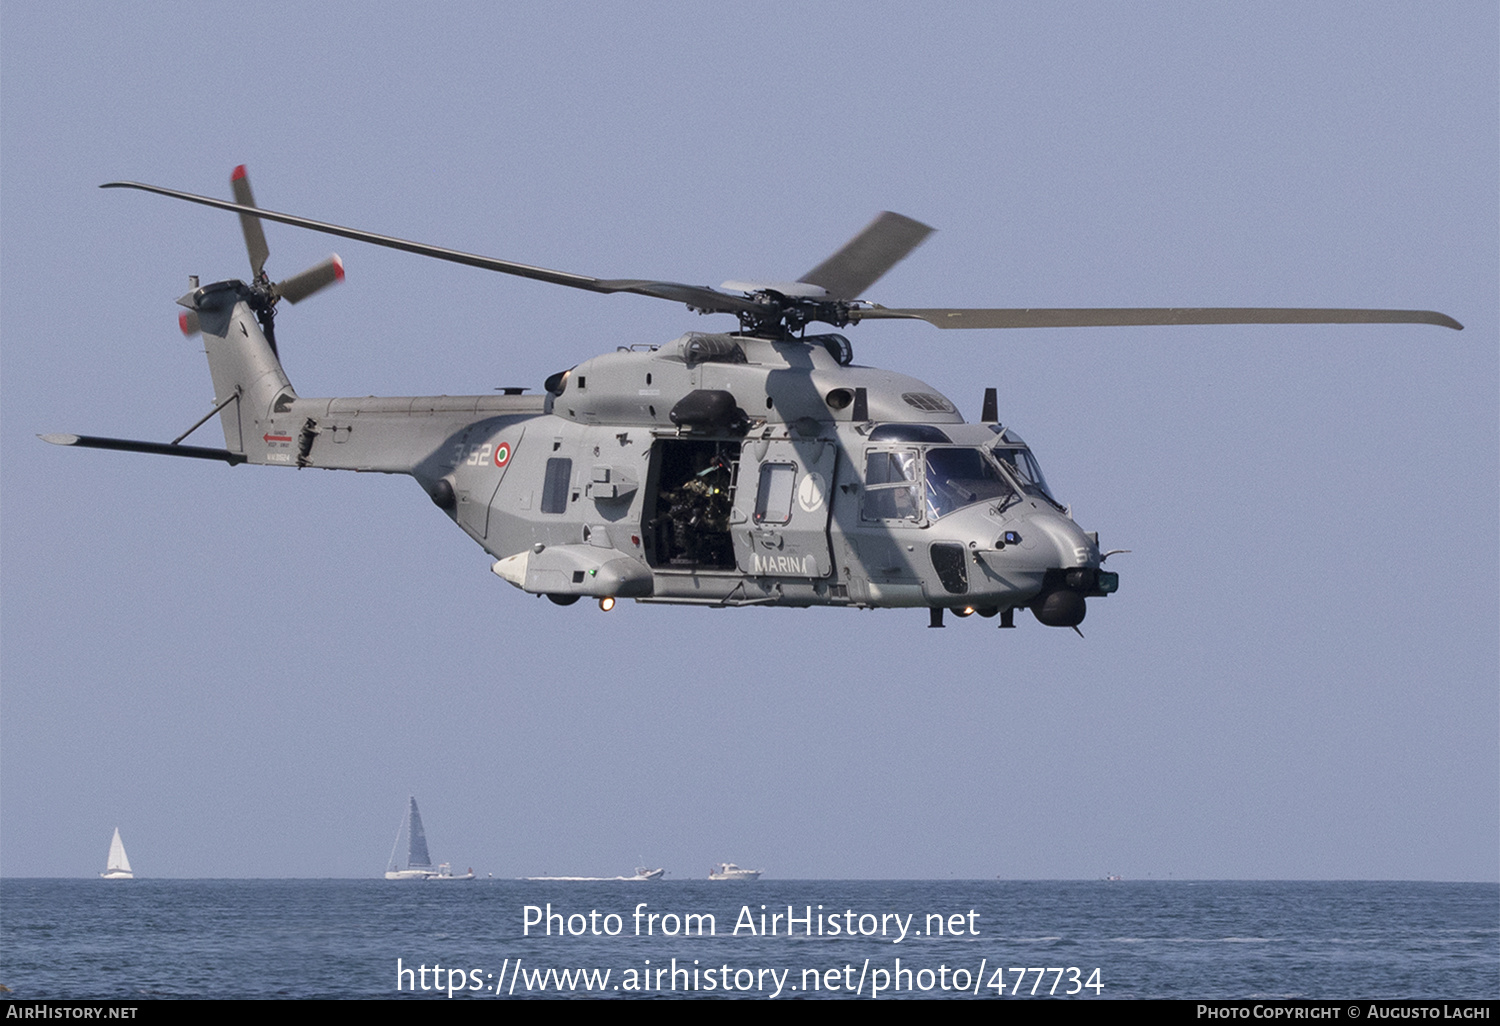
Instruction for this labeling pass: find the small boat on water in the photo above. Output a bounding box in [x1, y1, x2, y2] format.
[427, 862, 475, 881]
[385, 797, 473, 880]
[523, 866, 667, 882]
[101, 828, 133, 879]
[708, 862, 760, 881]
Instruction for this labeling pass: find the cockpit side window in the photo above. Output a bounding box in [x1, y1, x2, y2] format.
[861, 449, 920, 521]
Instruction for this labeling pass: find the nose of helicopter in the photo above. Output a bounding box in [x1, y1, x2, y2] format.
[947, 506, 1116, 627]
[1020, 508, 1116, 627]
[1023, 508, 1099, 571]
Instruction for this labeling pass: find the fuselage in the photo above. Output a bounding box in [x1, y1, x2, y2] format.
[228, 316, 1113, 624]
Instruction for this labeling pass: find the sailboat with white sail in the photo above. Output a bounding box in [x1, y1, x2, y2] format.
[385, 797, 472, 880]
[101, 828, 133, 879]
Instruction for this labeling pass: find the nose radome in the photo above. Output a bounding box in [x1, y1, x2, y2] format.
[1028, 511, 1099, 569]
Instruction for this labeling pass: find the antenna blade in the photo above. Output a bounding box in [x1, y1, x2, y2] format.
[799, 212, 934, 300]
[230, 166, 271, 279]
[276, 254, 345, 304]
[981, 387, 998, 423]
[853, 306, 1464, 330]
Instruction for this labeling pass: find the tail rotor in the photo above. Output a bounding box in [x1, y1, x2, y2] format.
[178, 165, 344, 347]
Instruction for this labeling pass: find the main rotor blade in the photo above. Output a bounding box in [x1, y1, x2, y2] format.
[851, 306, 1464, 330]
[229, 165, 270, 279]
[799, 212, 934, 300]
[101, 180, 764, 319]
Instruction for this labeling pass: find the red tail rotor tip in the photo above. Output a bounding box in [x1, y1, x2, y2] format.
[231, 164, 247, 181]
[333, 254, 345, 280]
[178, 311, 192, 336]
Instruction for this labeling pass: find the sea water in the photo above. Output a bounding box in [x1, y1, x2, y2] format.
[1, 879, 1495, 999]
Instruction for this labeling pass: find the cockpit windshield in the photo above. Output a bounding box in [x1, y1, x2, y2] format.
[992, 445, 1062, 507]
[922, 447, 1019, 520]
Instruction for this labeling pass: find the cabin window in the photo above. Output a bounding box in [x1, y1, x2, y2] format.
[753, 462, 797, 524]
[541, 457, 572, 514]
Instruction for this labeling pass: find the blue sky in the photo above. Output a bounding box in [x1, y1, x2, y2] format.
[2, 2, 1495, 881]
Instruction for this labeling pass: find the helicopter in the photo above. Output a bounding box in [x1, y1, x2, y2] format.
[43, 167, 1462, 630]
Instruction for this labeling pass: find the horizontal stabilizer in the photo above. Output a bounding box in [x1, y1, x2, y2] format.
[39, 433, 246, 465]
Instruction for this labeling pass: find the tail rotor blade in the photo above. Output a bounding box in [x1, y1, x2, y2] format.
[178, 310, 201, 337]
[230, 165, 270, 279]
[275, 254, 345, 304]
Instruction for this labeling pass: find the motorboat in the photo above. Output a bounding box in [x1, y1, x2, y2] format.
[524, 866, 666, 881]
[708, 862, 761, 881]
[427, 862, 475, 881]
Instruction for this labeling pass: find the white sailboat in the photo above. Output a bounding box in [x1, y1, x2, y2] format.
[101, 828, 133, 879]
[385, 797, 472, 880]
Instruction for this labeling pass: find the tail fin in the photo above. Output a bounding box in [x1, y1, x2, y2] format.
[183, 280, 295, 464]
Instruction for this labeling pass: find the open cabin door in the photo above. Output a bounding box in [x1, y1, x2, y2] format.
[642, 438, 738, 570]
[731, 436, 838, 578]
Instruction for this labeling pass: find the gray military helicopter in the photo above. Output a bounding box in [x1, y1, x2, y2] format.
[44, 168, 1461, 629]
